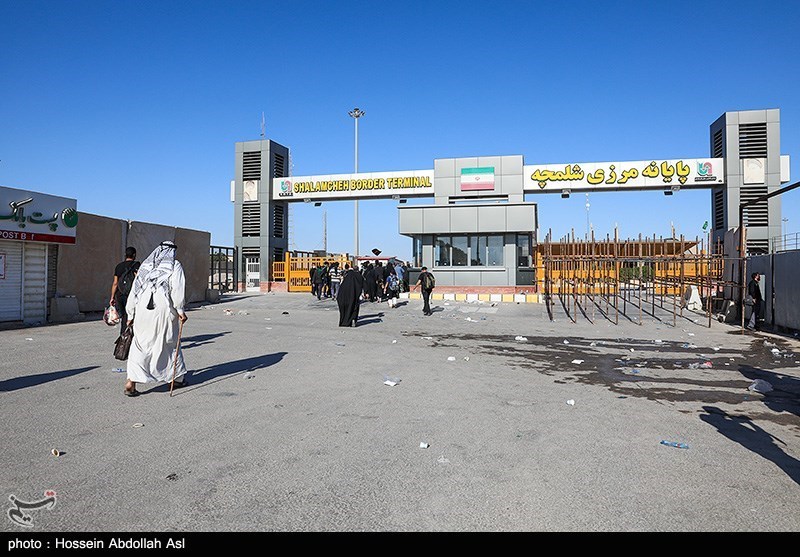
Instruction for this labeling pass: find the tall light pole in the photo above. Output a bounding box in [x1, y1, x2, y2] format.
[349, 107, 365, 257]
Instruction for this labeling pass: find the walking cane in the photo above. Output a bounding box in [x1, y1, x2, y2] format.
[169, 317, 185, 397]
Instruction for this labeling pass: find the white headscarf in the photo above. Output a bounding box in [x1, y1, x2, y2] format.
[129, 241, 177, 308]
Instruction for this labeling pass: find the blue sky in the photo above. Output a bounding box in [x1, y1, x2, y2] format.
[1, 0, 798, 260]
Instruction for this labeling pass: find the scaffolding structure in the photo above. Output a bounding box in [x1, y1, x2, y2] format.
[539, 228, 744, 328]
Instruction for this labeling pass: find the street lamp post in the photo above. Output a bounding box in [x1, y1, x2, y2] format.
[349, 107, 365, 258]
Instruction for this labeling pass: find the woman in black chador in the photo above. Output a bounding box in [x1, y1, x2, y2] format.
[337, 264, 364, 327]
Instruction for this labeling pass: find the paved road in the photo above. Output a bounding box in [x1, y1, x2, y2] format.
[1, 292, 799, 532]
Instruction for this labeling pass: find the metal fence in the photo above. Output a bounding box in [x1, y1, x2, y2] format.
[540, 228, 743, 328]
[771, 232, 800, 253]
[209, 246, 237, 293]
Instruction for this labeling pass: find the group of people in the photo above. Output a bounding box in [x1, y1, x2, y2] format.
[109, 242, 188, 397]
[310, 259, 412, 309]
[309, 261, 343, 300]
[359, 260, 408, 308]
[334, 261, 437, 326]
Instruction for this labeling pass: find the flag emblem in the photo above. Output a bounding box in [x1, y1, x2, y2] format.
[460, 167, 495, 191]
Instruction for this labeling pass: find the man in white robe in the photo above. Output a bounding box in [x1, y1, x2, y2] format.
[124, 241, 188, 396]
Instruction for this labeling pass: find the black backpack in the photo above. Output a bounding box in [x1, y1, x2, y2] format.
[118, 264, 137, 297]
[422, 272, 435, 290]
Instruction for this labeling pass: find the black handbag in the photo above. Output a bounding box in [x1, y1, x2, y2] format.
[114, 324, 134, 361]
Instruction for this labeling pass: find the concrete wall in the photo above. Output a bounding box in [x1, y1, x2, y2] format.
[747, 252, 800, 331]
[174, 227, 212, 304]
[57, 212, 211, 312]
[57, 213, 127, 312]
[772, 251, 800, 331]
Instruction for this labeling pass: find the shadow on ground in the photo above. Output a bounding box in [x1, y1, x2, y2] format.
[154, 352, 288, 395]
[180, 332, 231, 350]
[700, 405, 800, 485]
[0, 366, 100, 392]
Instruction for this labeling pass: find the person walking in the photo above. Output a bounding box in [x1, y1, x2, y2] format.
[374, 261, 385, 302]
[109, 246, 140, 335]
[328, 262, 343, 300]
[313, 262, 327, 300]
[384, 262, 400, 308]
[309, 264, 317, 297]
[393, 260, 405, 293]
[747, 272, 763, 330]
[363, 263, 377, 303]
[337, 263, 363, 327]
[123, 241, 188, 397]
[413, 266, 436, 316]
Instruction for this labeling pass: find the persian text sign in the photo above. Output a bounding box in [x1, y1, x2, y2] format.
[0, 186, 78, 244]
[273, 170, 434, 201]
[523, 158, 724, 192]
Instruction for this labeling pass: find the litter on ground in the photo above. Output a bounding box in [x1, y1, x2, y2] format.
[132, 423, 145, 428]
[748, 379, 773, 393]
[515, 336, 528, 342]
[447, 356, 456, 361]
[419, 442, 430, 449]
[660, 440, 689, 449]
[571, 359, 584, 364]
[566, 399, 575, 406]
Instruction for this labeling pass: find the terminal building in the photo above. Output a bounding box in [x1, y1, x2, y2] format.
[233, 108, 790, 293]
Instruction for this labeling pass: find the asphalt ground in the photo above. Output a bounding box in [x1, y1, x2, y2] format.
[1, 291, 799, 532]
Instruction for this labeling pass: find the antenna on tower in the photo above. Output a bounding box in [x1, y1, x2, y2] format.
[322, 209, 327, 254]
[288, 149, 296, 251]
[260, 112, 266, 139]
[585, 193, 591, 238]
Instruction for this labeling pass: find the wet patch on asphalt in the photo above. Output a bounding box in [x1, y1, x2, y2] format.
[402, 330, 800, 429]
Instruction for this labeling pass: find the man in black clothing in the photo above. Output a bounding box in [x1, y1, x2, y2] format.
[746, 272, 763, 330]
[110, 246, 140, 334]
[414, 266, 435, 316]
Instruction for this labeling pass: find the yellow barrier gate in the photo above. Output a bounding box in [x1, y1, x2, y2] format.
[274, 253, 353, 292]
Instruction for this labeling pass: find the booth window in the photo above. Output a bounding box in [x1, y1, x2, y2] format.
[434, 234, 503, 267]
[413, 237, 423, 268]
[451, 236, 468, 266]
[470, 235, 486, 265]
[487, 235, 503, 266]
[435, 237, 451, 266]
[516, 233, 532, 267]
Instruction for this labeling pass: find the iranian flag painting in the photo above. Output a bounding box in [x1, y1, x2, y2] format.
[460, 167, 495, 191]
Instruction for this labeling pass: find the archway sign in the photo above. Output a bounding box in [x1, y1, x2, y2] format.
[272, 158, 724, 201]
